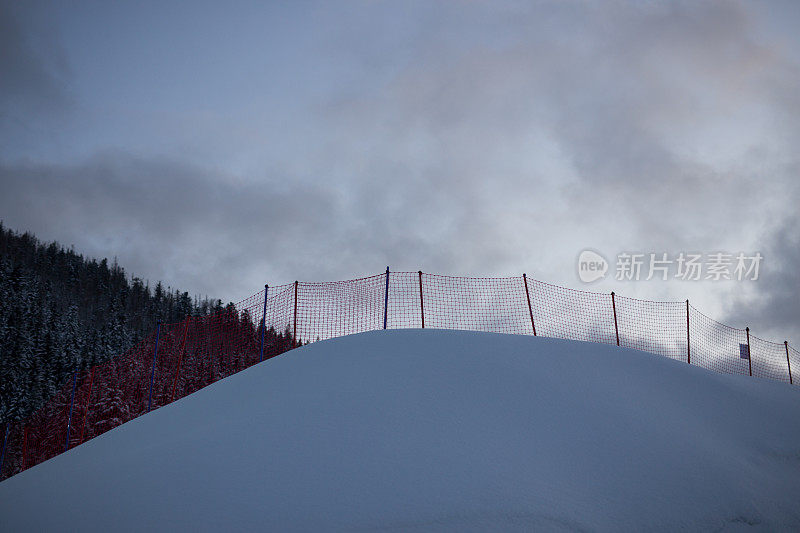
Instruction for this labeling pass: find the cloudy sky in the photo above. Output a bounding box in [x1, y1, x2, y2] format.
[1, 0, 798, 343]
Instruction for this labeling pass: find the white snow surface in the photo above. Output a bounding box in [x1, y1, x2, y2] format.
[1, 329, 800, 532]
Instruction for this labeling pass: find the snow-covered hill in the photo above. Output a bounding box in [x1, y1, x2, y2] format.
[1, 329, 799, 531]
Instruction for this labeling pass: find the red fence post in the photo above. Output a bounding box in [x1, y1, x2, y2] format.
[786, 341, 792, 385]
[611, 291, 620, 346]
[293, 281, 299, 347]
[418, 271, 425, 329]
[170, 318, 191, 403]
[523, 273, 537, 336]
[208, 315, 216, 384]
[80, 367, 95, 443]
[746, 327, 752, 377]
[686, 299, 691, 365]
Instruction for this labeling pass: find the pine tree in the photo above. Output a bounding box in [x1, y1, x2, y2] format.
[0, 226, 221, 426]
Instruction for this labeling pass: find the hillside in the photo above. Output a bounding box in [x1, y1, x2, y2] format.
[0, 223, 223, 424]
[1, 329, 799, 531]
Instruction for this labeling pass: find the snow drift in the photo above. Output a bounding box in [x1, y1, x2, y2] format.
[1, 329, 799, 531]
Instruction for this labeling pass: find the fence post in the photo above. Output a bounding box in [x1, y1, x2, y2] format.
[170, 318, 191, 403]
[418, 271, 425, 329]
[383, 267, 390, 330]
[686, 299, 691, 365]
[80, 367, 95, 443]
[147, 321, 162, 413]
[293, 281, 298, 347]
[64, 370, 77, 452]
[259, 284, 269, 361]
[611, 291, 620, 346]
[208, 315, 216, 384]
[746, 327, 752, 377]
[522, 273, 537, 336]
[0, 423, 9, 477]
[785, 341, 792, 385]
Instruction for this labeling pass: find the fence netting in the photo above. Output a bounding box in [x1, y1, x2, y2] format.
[1, 270, 796, 480]
[615, 296, 687, 361]
[529, 280, 617, 346]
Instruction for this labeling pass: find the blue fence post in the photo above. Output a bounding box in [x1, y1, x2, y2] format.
[147, 321, 162, 413]
[293, 281, 298, 347]
[63, 371, 78, 452]
[383, 267, 390, 330]
[746, 327, 752, 377]
[259, 284, 269, 362]
[0, 422, 9, 476]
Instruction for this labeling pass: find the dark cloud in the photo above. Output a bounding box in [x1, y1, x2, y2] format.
[0, 153, 339, 301]
[0, 2, 67, 107]
[727, 213, 800, 343]
[0, 1, 72, 155]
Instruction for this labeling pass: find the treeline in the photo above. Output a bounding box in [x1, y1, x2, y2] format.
[0, 223, 225, 425]
[1, 297, 302, 479]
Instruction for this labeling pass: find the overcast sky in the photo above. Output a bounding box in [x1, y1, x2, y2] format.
[1, 0, 798, 343]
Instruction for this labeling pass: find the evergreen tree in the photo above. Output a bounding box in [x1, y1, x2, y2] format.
[0, 224, 220, 425]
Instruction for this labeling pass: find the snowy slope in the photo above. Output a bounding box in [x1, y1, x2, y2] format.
[1, 329, 799, 532]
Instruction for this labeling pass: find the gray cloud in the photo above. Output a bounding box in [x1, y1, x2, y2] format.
[727, 212, 800, 343]
[0, 1, 798, 344]
[323, 1, 797, 227]
[0, 153, 340, 300]
[0, 1, 72, 158]
[311, 0, 800, 339]
[0, 2, 67, 107]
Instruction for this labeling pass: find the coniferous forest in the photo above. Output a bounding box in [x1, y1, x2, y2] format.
[0, 223, 225, 425]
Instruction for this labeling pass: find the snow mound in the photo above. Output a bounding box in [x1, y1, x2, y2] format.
[1, 329, 799, 531]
